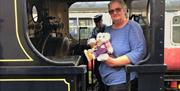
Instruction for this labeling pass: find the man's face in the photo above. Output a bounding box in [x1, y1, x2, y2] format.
[95, 20, 102, 28]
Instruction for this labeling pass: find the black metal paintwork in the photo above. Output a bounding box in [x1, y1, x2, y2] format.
[126, 64, 167, 91]
[0, 0, 27, 59]
[0, 66, 87, 91]
[0, 0, 87, 91]
[150, 0, 165, 64]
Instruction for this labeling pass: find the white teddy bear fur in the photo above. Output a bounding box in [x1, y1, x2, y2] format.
[89, 33, 113, 61]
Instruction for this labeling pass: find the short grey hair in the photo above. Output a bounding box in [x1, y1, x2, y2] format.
[108, 0, 128, 17]
[108, 0, 127, 10]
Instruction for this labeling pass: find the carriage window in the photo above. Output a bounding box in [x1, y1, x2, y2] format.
[69, 17, 94, 40]
[69, 18, 78, 40]
[130, 0, 149, 27]
[69, 18, 77, 26]
[172, 16, 180, 43]
[173, 16, 180, 24]
[79, 18, 93, 39]
[79, 18, 93, 27]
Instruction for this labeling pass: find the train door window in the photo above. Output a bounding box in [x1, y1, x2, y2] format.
[172, 16, 180, 44]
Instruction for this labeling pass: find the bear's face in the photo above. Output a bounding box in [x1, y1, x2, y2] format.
[87, 38, 96, 48]
[96, 33, 110, 44]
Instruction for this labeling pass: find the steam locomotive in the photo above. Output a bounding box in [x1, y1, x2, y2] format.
[0, 0, 179, 91]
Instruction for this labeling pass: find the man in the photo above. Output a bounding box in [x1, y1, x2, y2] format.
[91, 14, 106, 38]
[90, 14, 107, 91]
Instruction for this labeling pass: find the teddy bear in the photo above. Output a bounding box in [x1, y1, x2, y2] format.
[84, 32, 113, 63]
